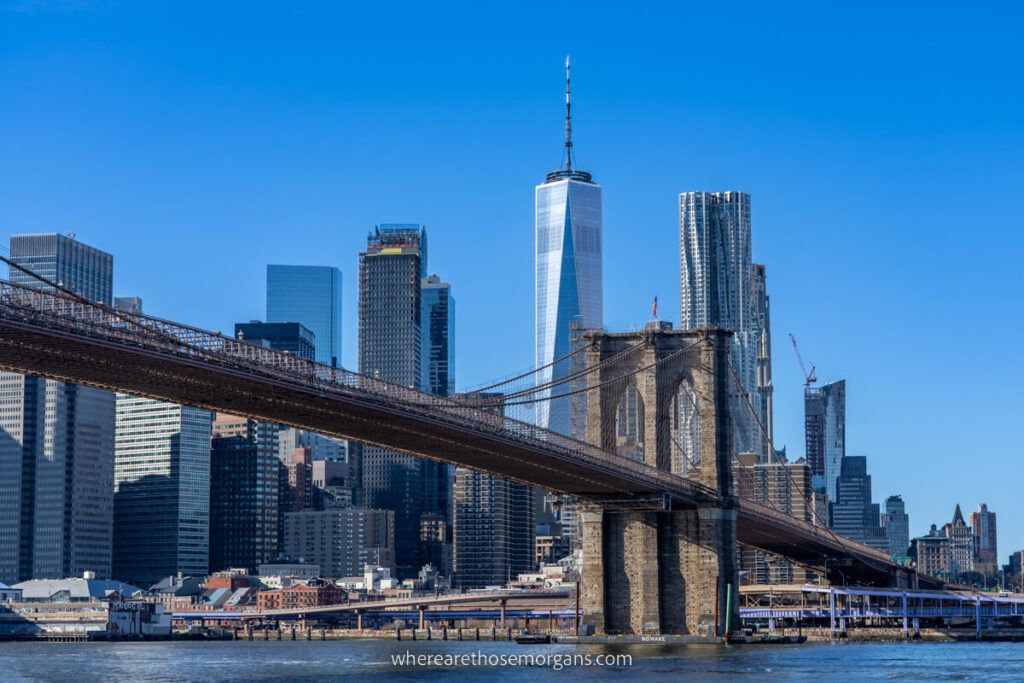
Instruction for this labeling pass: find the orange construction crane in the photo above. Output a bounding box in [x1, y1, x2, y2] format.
[788, 333, 817, 387]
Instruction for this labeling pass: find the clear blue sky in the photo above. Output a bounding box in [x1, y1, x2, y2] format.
[2, 2, 1022, 554]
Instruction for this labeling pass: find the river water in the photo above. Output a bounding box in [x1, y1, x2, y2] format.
[1, 639, 1022, 681]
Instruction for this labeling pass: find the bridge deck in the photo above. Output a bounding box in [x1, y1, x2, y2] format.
[0, 280, 933, 586]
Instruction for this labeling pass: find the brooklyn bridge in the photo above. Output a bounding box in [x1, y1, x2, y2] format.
[0, 277, 940, 636]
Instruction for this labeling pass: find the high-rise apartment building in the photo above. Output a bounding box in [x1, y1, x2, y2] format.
[209, 414, 281, 572]
[679, 191, 760, 457]
[0, 234, 115, 583]
[805, 379, 846, 500]
[970, 503, 998, 579]
[830, 456, 887, 552]
[113, 394, 212, 587]
[881, 495, 910, 559]
[266, 265, 342, 367]
[751, 263, 773, 454]
[282, 508, 394, 579]
[734, 452, 816, 584]
[535, 57, 602, 436]
[451, 392, 535, 589]
[359, 224, 426, 576]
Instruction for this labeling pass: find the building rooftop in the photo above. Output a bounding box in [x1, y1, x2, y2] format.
[13, 578, 142, 601]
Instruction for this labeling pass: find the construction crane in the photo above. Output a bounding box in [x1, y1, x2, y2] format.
[788, 333, 817, 387]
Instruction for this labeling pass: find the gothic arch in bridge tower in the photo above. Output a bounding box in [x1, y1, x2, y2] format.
[579, 326, 739, 637]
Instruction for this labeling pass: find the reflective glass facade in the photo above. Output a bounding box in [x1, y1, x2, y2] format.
[804, 379, 846, 500]
[113, 396, 212, 586]
[0, 234, 114, 583]
[266, 265, 341, 367]
[421, 275, 455, 397]
[535, 177, 602, 434]
[209, 414, 281, 572]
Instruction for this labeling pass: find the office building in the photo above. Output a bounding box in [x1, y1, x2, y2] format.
[282, 508, 394, 578]
[0, 234, 115, 583]
[209, 414, 281, 572]
[944, 504, 975, 578]
[679, 191, 759, 457]
[420, 273, 455, 545]
[358, 224, 426, 576]
[805, 379, 846, 500]
[113, 296, 142, 314]
[970, 503, 998, 580]
[451, 391, 535, 588]
[881, 495, 910, 559]
[421, 274, 455, 397]
[234, 321, 316, 362]
[266, 265, 342, 367]
[535, 57, 602, 436]
[113, 394, 212, 587]
[280, 445, 314, 514]
[911, 526, 952, 580]
[278, 428, 349, 463]
[830, 456, 887, 552]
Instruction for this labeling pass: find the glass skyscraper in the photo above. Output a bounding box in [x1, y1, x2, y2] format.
[266, 265, 341, 367]
[804, 379, 846, 501]
[421, 274, 455, 398]
[534, 58, 602, 436]
[113, 395, 212, 587]
[0, 234, 115, 584]
[209, 414, 281, 572]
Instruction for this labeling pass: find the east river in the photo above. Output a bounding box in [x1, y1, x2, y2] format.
[2, 639, 1023, 681]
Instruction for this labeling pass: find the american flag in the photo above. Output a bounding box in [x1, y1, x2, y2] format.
[652, 296, 658, 320]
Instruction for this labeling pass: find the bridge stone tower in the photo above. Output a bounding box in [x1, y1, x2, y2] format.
[579, 326, 739, 636]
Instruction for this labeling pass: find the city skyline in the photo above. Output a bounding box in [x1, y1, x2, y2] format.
[2, 3, 1022, 556]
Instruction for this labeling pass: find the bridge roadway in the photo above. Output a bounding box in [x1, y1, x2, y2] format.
[0, 280, 934, 587]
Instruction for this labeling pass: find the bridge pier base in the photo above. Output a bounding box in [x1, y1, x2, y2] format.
[581, 505, 738, 636]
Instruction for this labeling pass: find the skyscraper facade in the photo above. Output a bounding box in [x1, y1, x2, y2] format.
[451, 392, 535, 588]
[679, 191, 760, 456]
[830, 455, 887, 552]
[282, 508, 395, 578]
[944, 505, 975, 578]
[970, 503, 998, 579]
[358, 224, 426, 576]
[113, 395, 212, 587]
[235, 321, 316, 361]
[266, 265, 342, 367]
[209, 414, 281, 572]
[421, 274, 455, 397]
[751, 263, 773, 455]
[420, 273, 455, 561]
[804, 379, 846, 501]
[734, 452, 816, 585]
[882, 495, 910, 559]
[535, 57, 602, 435]
[0, 234, 115, 583]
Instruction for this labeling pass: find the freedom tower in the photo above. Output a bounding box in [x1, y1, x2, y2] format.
[535, 56, 603, 435]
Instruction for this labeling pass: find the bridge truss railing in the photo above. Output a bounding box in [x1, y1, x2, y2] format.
[0, 280, 717, 502]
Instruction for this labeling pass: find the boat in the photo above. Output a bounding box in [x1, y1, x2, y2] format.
[514, 634, 552, 644]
